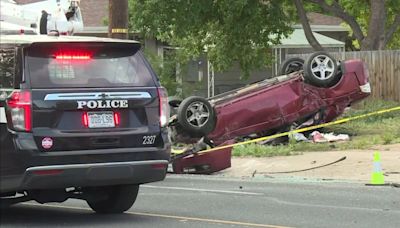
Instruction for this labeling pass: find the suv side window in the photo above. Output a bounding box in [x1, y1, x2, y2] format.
[0, 48, 15, 87]
[0, 47, 15, 100]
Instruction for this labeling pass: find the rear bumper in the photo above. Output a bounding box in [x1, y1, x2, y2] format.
[1, 130, 171, 192]
[17, 160, 168, 191]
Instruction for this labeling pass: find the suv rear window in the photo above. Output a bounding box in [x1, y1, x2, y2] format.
[25, 42, 156, 88]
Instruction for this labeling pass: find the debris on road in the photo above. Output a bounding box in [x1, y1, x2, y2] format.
[291, 132, 310, 142]
[311, 131, 350, 143]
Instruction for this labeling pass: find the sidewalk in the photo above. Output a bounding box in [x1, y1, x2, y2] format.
[218, 144, 400, 183]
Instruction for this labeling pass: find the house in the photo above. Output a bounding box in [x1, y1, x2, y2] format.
[305, 12, 348, 42]
[75, 0, 108, 36]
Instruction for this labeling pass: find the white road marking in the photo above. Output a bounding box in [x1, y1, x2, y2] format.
[22, 203, 292, 228]
[0, 107, 6, 123]
[143, 185, 263, 196]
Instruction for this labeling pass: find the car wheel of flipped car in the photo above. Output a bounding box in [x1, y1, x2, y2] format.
[304, 52, 338, 87]
[177, 96, 216, 136]
[279, 57, 304, 75]
[86, 185, 139, 214]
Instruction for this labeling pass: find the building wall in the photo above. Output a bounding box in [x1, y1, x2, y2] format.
[79, 0, 108, 27]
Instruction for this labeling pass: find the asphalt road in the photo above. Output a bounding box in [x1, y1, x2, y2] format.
[1, 175, 400, 228]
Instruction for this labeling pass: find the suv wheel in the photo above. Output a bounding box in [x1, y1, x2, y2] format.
[303, 52, 339, 87]
[177, 96, 216, 137]
[85, 185, 139, 214]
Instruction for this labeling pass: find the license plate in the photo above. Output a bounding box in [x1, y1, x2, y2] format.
[88, 112, 115, 128]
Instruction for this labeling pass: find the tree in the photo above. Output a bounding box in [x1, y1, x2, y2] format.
[143, 49, 182, 96]
[299, 0, 400, 50]
[129, 0, 296, 75]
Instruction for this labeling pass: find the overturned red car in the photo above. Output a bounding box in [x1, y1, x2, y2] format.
[169, 52, 371, 173]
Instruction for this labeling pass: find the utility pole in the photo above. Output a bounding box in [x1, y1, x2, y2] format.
[108, 0, 129, 39]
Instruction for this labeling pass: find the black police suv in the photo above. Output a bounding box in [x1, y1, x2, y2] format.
[0, 35, 170, 213]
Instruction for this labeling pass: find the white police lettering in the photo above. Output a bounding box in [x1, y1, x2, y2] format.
[77, 100, 129, 109]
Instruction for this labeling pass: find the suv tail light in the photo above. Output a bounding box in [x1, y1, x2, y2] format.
[82, 112, 89, 127]
[157, 87, 169, 127]
[6, 91, 32, 132]
[114, 112, 120, 126]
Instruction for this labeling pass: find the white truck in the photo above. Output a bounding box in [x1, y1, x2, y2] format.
[0, 0, 83, 35]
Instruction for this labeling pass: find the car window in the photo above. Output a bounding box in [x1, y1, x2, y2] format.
[45, 54, 142, 85]
[0, 47, 15, 89]
[25, 43, 156, 88]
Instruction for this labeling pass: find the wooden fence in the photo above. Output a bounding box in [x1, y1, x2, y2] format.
[289, 50, 400, 102]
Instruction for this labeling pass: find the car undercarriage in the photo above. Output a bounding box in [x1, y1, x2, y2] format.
[168, 52, 371, 174]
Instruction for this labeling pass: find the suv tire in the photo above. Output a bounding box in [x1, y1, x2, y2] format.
[86, 185, 139, 214]
[177, 96, 216, 136]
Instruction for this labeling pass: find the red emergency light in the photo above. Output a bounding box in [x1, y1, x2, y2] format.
[55, 54, 91, 60]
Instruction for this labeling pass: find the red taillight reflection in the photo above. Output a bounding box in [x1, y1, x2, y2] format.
[82, 112, 89, 127]
[7, 91, 32, 132]
[56, 55, 91, 60]
[114, 112, 120, 126]
[24, 107, 32, 131]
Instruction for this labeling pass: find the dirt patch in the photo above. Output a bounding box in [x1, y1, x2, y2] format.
[218, 144, 400, 183]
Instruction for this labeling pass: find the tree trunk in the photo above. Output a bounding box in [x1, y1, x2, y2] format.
[294, 0, 324, 51]
[360, 0, 386, 50]
[381, 14, 400, 49]
[108, 0, 129, 39]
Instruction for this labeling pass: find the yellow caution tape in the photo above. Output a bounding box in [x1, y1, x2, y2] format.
[172, 148, 185, 154]
[172, 106, 400, 156]
[111, 28, 128, 33]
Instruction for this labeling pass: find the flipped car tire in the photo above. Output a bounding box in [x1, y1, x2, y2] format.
[304, 52, 339, 87]
[177, 96, 216, 136]
[86, 185, 139, 214]
[279, 57, 304, 75]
